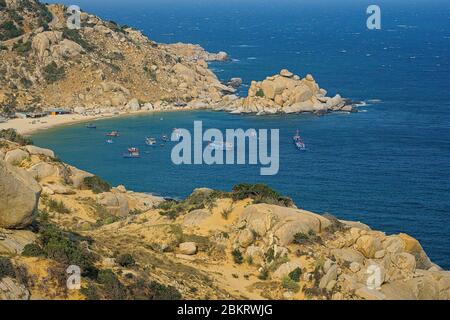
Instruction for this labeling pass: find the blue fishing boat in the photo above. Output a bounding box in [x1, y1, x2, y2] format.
[86, 123, 96, 129]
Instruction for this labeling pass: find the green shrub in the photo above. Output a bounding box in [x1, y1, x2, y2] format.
[42, 197, 71, 214]
[116, 253, 135, 267]
[62, 28, 94, 51]
[97, 269, 126, 299]
[83, 176, 111, 194]
[0, 21, 23, 40]
[0, 129, 33, 145]
[231, 184, 294, 207]
[0, 256, 15, 279]
[13, 40, 31, 54]
[256, 89, 265, 97]
[282, 276, 300, 292]
[43, 62, 65, 83]
[22, 243, 45, 257]
[258, 267, 269, 280]
[36, 223, 97, 277]
[147, 281, 182, 300]
[231, 249, 243, 264]
[0, 0, 6, 8]
[288, 267, 302, 282]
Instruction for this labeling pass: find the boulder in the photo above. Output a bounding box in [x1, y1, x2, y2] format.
[273, 261, 302, 280]
[319, 264, 338, 289]
[355, 287, 386, 300]
[355, 235, 383, 258]
[245, 245, 265, 266]
[32, 31, 63, 60]
[73, 106, 86, 114]
[238, 228, 254, 247]
[96, 192, 129, 217]
[331, 248, 365, 265]
[398, 233, 433, 269]
[24, 145, 55, 158]
[4, 149, 28, 165]
[0, 229, 37, 254]
[227, 78, 243, 88]
[179, 242, 197, 255]
[126, 98, 140, 111]
[183, 209, 210, 227]
[0, 277, 30, 300]
[279, 69, 294, 78]
[261, 79, 284, 100]
[69, 166, 94, 188]
[238, 204, 331, 245]
[0, 160, 41, 229]
[51, 39, 84, 58]
[27, 162, 57, 180]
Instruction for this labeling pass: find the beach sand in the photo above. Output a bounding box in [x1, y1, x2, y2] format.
[0, 107, 195, 135]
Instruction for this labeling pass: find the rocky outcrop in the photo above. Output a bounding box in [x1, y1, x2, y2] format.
[0, 160, 41, 229]
[215, 69, 355, 115]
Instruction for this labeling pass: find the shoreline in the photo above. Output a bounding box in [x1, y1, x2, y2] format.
[0, 107, 199, 136]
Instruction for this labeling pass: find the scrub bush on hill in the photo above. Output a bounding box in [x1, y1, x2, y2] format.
[43, 62, 65, 83]
[0, 129, 33, 145]
[231, 184, 294, 207]
[82, 176, 111, 194]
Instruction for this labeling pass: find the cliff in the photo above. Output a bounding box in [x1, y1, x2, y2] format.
[1, 136, 449, 300]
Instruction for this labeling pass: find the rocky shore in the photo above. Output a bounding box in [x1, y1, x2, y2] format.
[1, 137, 449, 300]
[0, 0, 355, 121]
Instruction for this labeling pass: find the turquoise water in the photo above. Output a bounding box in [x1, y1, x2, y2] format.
[41, 0, 450, 268]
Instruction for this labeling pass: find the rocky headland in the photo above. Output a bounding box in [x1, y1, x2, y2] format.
[0, 0, 354, 122]
[0, 135, 449, 300]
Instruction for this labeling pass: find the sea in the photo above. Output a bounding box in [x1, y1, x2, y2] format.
[38, 0, 450, 268]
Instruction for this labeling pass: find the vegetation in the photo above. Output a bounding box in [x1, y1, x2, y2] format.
[82, 176, 111, 194]
[231, 249, 243, 264]
[0, 129, 33, 145]
[0, 0, 6, 8]
[231, 184, 294, 207]
[22, 221, 98, 278]
[293, 230, 322, 245]
[43, 62, 65, 83]
[13, 39, 31, 55]
[0, 21, 23, 41]
[256, 89, 265, 97]
[282, 276, 300, 292]
[116, 253, 135, 267]
[0, 256, 14, 279]
[42, 197, 71, 214]
[62, 28, 94, 51]
[288, 267, 302, 282]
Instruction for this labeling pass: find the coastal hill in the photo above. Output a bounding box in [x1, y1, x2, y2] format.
[1, 134, 449, 300]
[0, 0, 231, 115]
[0, 0, 354, 118]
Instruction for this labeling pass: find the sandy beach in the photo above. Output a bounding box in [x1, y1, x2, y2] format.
[0, 107, 196, 136]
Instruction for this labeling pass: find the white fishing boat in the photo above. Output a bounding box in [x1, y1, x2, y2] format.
[208, 141, 233, 151]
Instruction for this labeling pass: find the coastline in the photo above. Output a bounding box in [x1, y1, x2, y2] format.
[0, 107, 199, 136]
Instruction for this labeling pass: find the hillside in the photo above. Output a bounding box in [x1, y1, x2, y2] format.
[1, 134, 449, 300]
[0, 0, 231, 115]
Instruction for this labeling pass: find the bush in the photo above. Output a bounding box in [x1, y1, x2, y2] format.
[282, 276, 300, 292]
[97, 269, 126, 299]
[0, 0, 6, 8]
[0, 129, 33, 145]
[256, 89, 265, 97]
[0, 256, 15, 279]
[83, 176, 111, 194]
[116, 253, 135, 267]
[0, 21, 23, 40]
[147, 281, 182, 300]
[42, 197, 71, 214]
[288, 267, 302, 282]
[231, 184, 294, 207]
[231, 249, 243, 264]
[35, 223, 97, 278]
[22, 243, 45, 257]
[43, 62, 65, 83]
[13, 40, 31, 54]
[62, 28, 94, 51]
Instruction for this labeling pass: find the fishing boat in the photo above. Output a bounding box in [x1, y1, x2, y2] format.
[293, 130, 306, 151]
[106, 131, 120, 137]
[145, 137, 157, 146]
[123, 147, 140, 158]
[86, 124, 96, 129]
[208, 141, 233, 151]
[161, 135, 169, 142]
[106, 139, 114, 144]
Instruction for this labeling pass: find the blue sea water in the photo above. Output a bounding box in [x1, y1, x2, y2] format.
[40, 0, 450, 268]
